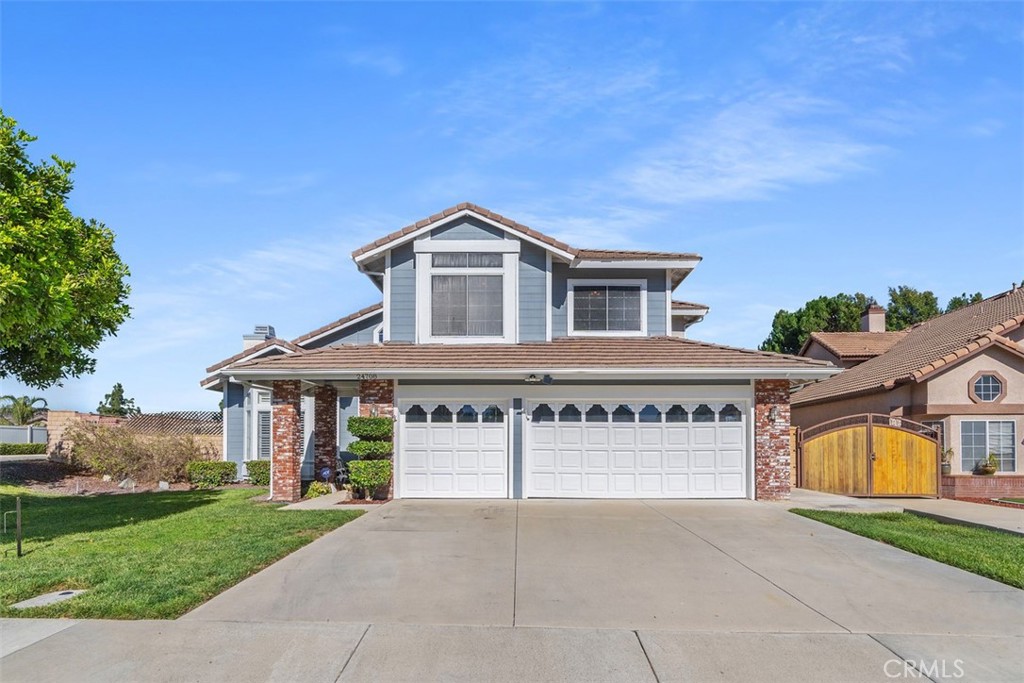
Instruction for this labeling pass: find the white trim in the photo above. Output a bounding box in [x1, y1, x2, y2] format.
[672, 307, 710, 316]
[372, 322, 384, 344]
[221, 385, 229, 463]
[383, 251, 392, 342]
[399, 384, 750, 402]
[567, 278, 648, 337]
[572, 259, 700, 270]
[414, 239, 520, 254]
[545, 252, 553, 342]
[202, 343, 298, 388]
[664, 270, 671, 337]
[226, 366, 840, 381]
[354, 208, 576, 264]
[296, 307, 383, 347]
[415, 250, 518, 344]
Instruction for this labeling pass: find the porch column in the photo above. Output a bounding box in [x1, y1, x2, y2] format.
[271, 379, 302, 502]
[358, 379, 395, 417]
[754, 379, 791, 501]
[313, 385, 338, 479]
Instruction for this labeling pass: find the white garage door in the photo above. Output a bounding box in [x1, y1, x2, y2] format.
[399, 402, 508, 498]
[526, 401, 747, 499]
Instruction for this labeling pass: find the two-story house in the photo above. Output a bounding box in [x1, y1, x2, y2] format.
[202, 204, 836, 502]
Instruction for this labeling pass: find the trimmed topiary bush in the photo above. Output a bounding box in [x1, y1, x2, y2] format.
[246, 460, 271, 486]
[186, 461, 237, 488]
[348, 460, 392, 499]
[304, 481, 333, 499]
[0, 442, 47, 455]
[347, 416, 393, 441]
[348, 439, 393, 459]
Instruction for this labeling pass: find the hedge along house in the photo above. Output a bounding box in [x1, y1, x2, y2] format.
[201, 204, 837, 503]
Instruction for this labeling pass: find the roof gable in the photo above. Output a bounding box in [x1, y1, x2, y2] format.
[799, 331, 907, 360]
[292, 302, 383, 347]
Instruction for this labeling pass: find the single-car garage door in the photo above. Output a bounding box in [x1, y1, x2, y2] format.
[526, 401, 747, 499]
[399, 402, 508, 498]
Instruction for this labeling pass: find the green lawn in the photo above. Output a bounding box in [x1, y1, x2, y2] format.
[792, 509, 1024, 589]
[998, 498, 1024, 504]
[0, 485, 362, 618]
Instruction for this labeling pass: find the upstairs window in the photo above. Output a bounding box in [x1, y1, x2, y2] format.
[569, 280, 646, 335]
[429, 252, 505, 338]
[970, 373, 1004, 403]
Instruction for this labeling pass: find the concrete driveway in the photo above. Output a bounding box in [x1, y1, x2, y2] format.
[3, 499, 1022, 682]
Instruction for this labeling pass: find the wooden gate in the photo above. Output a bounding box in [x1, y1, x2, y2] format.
[799, 414, 940, 497]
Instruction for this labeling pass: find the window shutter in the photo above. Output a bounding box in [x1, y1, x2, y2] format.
[258, 412, 272, 460]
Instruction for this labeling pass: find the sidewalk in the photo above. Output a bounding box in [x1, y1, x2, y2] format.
[896, 498, 1024, 536]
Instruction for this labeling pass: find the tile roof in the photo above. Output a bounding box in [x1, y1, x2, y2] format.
[351, 202, 576, 259]
[349, 203, 699, 264]
[124, 411, 222, 436]
[672, 300, 709, 311]
[205, 337, 302, 374]
[292, 302, 383, 346]
[793, 287, 1024, 406]
[229, 336, 833, 372]
[803, 331, 907, 359]
[575, 249, 702, 262]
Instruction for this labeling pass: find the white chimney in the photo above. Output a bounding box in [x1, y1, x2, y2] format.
[861, 306, 886, 333]
[242, 324, 275, 350]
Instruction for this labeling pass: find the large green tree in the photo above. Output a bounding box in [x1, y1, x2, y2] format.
[945, 291, 984, 313]
[760, 292, 875, 355]
[885, 286, 941, 330]
[96, 383, 141, 417]
[0, 111, 131, 387]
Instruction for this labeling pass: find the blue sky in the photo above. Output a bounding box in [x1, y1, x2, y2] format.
[2, 1, 1022, 412]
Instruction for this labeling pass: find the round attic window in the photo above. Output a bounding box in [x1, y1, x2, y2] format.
[972, 374, 1003, 402]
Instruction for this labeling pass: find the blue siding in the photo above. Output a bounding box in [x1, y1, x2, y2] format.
[518, 242, 547, 341]
[224, 382, 245, 466]
[302, 312, 382, 348]
[430, 216, 504, 240]
[389, 242, 416, 342]
[551, 265, 668, 337]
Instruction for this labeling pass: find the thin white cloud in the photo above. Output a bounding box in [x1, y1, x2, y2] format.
[617, 91, 881, 204]
[344, 48, 405, 77]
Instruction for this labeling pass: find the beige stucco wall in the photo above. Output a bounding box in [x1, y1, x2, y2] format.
[801, 341, 850, 368]
[791, 384, 918, 429]
[924, 346, 1024, 404]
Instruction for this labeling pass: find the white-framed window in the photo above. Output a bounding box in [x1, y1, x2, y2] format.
[973, 374, 1002, 402]
[568, 279, 647, 336]
[414, 242, 518, 343]
[960, 420, 1016, 472]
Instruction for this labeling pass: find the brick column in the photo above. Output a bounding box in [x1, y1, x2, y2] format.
[754, 379, 791, 501]
[313, 385, 338, 479]
[271, 380, 302, 502]
[358, 379, 394, 417]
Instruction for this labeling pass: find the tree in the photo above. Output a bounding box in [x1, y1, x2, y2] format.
[945, 292, 984, 313]
[760, 292, 875, 355]
[886, 286, 941, 330]
[0, 395, 47, 425]
[0, 111, 131, 388]
[97, 383, 141, 417]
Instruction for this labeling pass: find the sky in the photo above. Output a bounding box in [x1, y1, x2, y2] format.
[2, 1, 1022, 413]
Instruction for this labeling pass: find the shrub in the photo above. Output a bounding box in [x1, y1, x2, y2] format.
[0, 442, 47, 455]
[348, 460, 392, 499]
[304, 481, 332, 499]
[349, 439, 393, 459]
[186, 461, 237, 488]
[63, 422, 212, 482]
[347, 416, 393, 441]
[246, 460, 271, 486]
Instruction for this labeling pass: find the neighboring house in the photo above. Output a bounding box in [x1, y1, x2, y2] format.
[202, 203, 836, 502]
[799, 306, 907, 369]
[792, 288, 1024, 498]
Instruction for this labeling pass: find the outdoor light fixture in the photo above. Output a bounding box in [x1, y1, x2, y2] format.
[524, 374, 555, 385]
[525, 374, 542, 384]
[769, 406, 780, 421]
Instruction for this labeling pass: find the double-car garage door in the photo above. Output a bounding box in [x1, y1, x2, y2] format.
[398, 399, 748, 499]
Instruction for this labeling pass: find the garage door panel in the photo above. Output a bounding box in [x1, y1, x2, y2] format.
[526, 400, 747, 499]
[400, 402, 508, 499]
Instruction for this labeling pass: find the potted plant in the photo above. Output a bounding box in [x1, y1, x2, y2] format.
[940, 448, 953, 476]
[973, 453, 998, 476]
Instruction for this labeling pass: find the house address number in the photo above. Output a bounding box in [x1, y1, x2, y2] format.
[356, 373, 378, 380]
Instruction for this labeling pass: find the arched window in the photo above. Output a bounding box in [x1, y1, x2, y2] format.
[481, 405, 504, 423]
[639, 405, 662, 423]
[612, 405, 635, 423]
[693, 404, 715, 422]
[532, 404, 555, 423]
[558, 404, 582, 422]
[719, 404, 742, 422]
[405, 405, 427, 423]
[586, 404, 609, 422]
[665, 405, 688, 423]
[456, 405, 478, 423]
[431, 405, 453, 423]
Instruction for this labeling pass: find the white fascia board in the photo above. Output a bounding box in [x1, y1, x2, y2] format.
[414, 240, 521, 253]
[672, 307, 710, 316]
[572, 259, 701, 270]
[353, 209, 576, 264]
[225, 366, 840, 382]
[204, 343, 299, 387]
[295, 307, 383, 348]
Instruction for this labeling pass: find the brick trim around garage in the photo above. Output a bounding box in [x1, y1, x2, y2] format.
[754, 379, 792, 501]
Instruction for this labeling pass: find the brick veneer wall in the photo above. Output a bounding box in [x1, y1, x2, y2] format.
[754, 379, 792, 501]
[359, 379, 394, 417]
[46, 410, 125, 461]
[313, 385, 338, 478]
[271, 380, 303, 502]
[942, 475, 1024, 499]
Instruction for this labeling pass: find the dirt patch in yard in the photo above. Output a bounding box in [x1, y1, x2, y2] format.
[955, 497, 1024, 510]
[0, 460, 254, 496]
